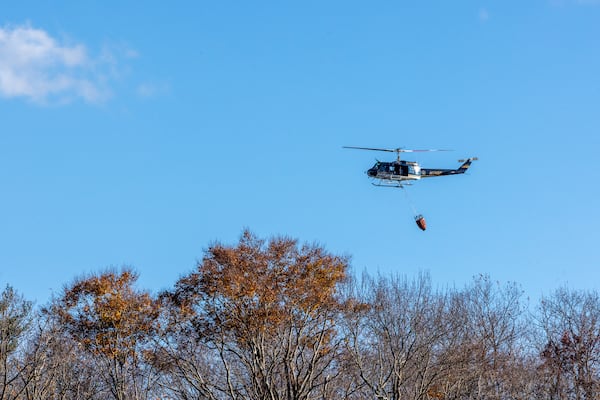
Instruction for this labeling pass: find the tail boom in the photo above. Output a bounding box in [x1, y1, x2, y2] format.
[421, 157, 477, 178]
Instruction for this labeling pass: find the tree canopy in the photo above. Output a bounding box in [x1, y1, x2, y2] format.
[0, 230, 598, 400]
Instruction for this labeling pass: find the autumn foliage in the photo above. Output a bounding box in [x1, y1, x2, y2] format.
[162, 230, 349, 400]
[172, 230, 347, 332]
[54, 268, 158, 363]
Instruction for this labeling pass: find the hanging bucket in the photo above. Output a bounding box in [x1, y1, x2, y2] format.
[415, 214, 427, 231]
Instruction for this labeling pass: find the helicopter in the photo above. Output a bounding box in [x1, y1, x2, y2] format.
[343, 146, 477, 188]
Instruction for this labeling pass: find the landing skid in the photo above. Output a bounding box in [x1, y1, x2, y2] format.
[371, 181, 412, 188]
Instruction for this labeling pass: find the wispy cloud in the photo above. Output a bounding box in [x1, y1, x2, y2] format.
[479, 8, 490, 22]
[0, 24, 130, 104]
[136, 81, 171, 99]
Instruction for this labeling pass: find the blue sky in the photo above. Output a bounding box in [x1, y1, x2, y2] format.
[1, 1, 599, 304]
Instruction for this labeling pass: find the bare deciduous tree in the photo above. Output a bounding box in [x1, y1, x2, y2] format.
[538, 287, 600, 400]
[0, 285, 32, 400]
[19, 312, 103, 400]
[438, 275, 529, 400]
[343, 272, 457, 400]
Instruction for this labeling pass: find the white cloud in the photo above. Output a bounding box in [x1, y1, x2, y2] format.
[0, 24, 123, 104]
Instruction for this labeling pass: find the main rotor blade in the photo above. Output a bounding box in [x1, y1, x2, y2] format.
[343, 146, 397, 153]
[401, 149, 451, 152]
[343, 146, 451, 153]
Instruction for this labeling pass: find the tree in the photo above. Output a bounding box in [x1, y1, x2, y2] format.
[0, 285, 32, 400]
[538, 287, 600, 400]
[160, 230, 349, 400]
[18, 312, 103, 400]
[438, 275, 529, 400]
[343, 272, 457, 400]
[52, 268, 159, 400]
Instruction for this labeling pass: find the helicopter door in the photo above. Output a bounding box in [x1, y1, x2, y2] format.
[401, 165, 408, 176]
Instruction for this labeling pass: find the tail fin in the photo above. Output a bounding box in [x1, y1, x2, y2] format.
[457, 157, 478, 173]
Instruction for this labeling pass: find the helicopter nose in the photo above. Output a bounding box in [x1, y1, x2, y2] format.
[367, 168, 377, 177]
